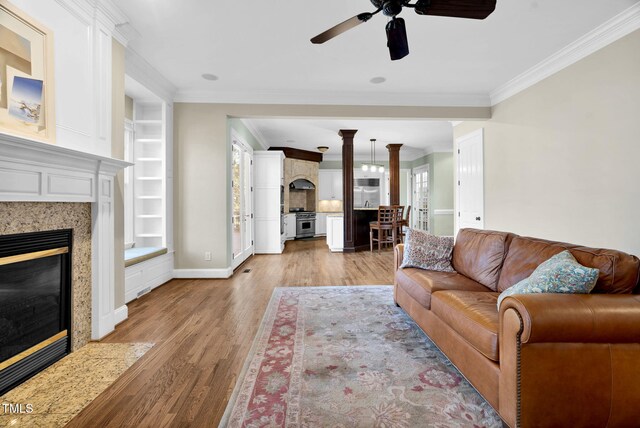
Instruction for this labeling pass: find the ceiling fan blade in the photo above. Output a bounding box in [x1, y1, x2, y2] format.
[311, 13, 373, 44]
[415, 0, 496, 20]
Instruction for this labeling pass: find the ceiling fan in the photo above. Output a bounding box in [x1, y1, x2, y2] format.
[311, 0, 497, 60]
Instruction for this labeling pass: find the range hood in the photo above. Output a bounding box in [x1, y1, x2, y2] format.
[289, 179, 315, 190]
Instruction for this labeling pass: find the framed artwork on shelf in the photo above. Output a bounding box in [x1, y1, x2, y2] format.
[0, 0, 55, 144]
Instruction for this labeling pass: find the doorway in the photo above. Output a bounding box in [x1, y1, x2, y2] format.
[412, 165, 429, 231]
[456, 128, 484, 234]
[231, 133, 254, 268]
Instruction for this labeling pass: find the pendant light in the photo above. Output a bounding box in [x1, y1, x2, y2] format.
[362, 139, 385, 173]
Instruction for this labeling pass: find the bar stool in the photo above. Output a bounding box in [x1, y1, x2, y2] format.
[370, 205, 404, 252]
[399, 205, 411, 241]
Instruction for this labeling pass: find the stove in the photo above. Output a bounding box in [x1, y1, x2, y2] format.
[295, 211, 316, 238]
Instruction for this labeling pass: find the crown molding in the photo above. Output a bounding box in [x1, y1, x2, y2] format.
[490, 3, 640, 105]
[174, 89, 491, 108]
[239, 119, 269, 150]
[125, 47, 177, 104]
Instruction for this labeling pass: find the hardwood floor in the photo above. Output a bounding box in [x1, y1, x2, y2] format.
[66, 239, 394, 427]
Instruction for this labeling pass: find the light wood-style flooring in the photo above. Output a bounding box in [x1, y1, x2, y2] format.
[66, 239, 394, 427]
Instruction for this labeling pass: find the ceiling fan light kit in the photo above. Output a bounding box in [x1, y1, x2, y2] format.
[386, 17, 409, 60]
[311, 0, 497, 61]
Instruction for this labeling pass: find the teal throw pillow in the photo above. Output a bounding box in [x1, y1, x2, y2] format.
[497, 250, 599, 309]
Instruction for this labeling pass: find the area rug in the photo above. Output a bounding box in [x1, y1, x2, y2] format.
[220, 286, 501, 427]
[0, 342, 154, 428]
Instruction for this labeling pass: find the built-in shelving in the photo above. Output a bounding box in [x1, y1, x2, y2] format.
[133, 101, 166, 249]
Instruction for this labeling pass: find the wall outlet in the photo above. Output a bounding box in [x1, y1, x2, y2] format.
[204, 251, 212, 261]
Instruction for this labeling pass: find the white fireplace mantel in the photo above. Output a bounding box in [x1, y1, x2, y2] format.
[0, 134, 130, 340]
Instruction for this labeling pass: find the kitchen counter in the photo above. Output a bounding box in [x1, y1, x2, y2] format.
[354, 208, 379, 211]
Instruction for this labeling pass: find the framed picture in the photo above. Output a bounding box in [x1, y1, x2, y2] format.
[0, 0, 55, 144]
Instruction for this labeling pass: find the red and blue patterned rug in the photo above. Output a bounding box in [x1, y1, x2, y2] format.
[220, 286, 501, 427]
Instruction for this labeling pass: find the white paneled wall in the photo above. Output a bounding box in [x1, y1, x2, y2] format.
[8, 0, 125, 157]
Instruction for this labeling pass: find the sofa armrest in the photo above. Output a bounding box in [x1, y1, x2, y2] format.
[500, 293, 640, 343]
[394, 244, 404, 272]
[498, 293, 640, 427]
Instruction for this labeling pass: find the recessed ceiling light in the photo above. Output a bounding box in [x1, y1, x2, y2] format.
[370, 76, 386, 84]
[201, 73, 219, 81]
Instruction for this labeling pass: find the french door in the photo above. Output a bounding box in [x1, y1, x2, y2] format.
[231, 136, 254, 268]
[412, 165, 429, 232]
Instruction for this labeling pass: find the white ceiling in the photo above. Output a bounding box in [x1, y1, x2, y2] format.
[113, 0, 638, 158]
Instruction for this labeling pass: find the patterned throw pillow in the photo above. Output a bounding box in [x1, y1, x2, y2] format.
[497, 250, 599, 309]
[400, 229, 455, 272]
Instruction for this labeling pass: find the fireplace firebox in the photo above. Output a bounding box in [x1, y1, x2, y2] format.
[0, 229, 72, 394]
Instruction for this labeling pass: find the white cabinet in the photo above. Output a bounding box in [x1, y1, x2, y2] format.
[316, 213, 327, 235]
[255, 151, 285, 254]
[318, 170, 343, 201]
[326, 215, 344, 252]
[285, 214, 297, 240]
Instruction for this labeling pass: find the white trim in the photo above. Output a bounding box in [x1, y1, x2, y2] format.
[239, 119, 269, 150]
[434, 209, 454, 216]
[173, 268, 233, 279]
[491, 3, 640, 105]
[125, 47, 177, 104]
[114, 305, 128, 325]
[174, 89, 491, 107]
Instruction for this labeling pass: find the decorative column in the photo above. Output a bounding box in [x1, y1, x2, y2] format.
[340, 130, 357, 253]
[387, 144, 403, 205]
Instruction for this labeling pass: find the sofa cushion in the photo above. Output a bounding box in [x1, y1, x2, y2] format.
[395, 268, 490, 309]
[497, 236, 640, 294]
[452, 229, 515, 291]
[400, 229, 455, 272]
[497, 250, 599, 309]
[431, 291, 500, 362]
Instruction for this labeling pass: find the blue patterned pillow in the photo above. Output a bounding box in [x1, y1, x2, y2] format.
[497, 250, 599, 309]
[400, 229, 455, 272]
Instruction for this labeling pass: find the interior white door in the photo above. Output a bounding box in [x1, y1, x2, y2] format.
[456, 129, 484, 233]
[412, 165, 429, 231]
[232, 137, 254, 269]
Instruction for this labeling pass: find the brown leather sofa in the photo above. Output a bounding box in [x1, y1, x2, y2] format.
[394, 228, 640, 428]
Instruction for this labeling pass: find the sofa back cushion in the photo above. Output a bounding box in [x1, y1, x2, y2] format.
[497, 235, 640, 294]
[452, 229, 515, 291]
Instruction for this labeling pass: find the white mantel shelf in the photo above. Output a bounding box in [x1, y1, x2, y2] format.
[0, 134, 131, 341]
[0, 134, 130, 202]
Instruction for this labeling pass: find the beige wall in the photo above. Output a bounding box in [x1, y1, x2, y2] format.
[174, 104, 489, 270]
[454, 29, 640, 256]
[112, 40, 126, 308]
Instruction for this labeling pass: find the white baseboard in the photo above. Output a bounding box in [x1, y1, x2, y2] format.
[114, 305, 128, 325]
[173, 268, 233, 279]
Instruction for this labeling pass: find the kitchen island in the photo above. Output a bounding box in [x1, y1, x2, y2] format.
[326, 213, 344, 252]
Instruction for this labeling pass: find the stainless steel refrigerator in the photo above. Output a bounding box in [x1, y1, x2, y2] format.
[354, 178, 380, 208]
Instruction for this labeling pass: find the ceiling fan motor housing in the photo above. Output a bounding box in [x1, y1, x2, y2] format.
[370, 0, 410, 17]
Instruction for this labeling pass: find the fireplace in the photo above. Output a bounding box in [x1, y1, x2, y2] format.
[0, 229, 72, 394]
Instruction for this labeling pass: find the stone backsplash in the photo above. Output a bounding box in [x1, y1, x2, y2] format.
[0, 202, 92, 351]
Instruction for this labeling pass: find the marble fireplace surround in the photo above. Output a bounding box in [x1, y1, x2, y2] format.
[0, 135, 129, 346]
